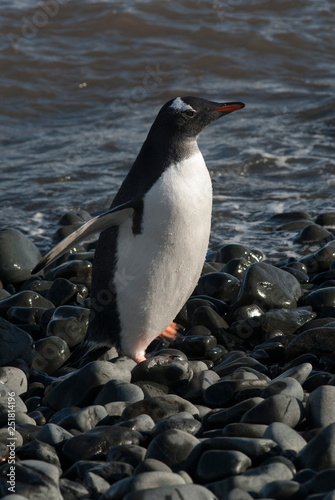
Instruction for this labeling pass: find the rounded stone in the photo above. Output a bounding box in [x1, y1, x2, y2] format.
[122, 395, 199, 423]
[306, 385, 335, 427]
[43, 360, 132, 410]
[145, 429, 200, 470]
[197, 449, 252, 482]
[261, 377, 304, 401]
[0, 366, 27, 395]
[123, 484, 218, 500]
[131, 356, 193, 388]
[0, 228, 42, 284]
[240, 395, 303, 428]
[62, 425, 142, 462]
[0, 317, 34, 369]
[263, 422, 307, 453]
[296, 422, 335, 471]
[94, 380, 144, 405]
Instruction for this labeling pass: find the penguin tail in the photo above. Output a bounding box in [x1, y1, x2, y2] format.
[63, 340, 114, 369]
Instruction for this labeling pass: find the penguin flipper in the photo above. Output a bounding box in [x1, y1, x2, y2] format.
[32, 202, 134, 273]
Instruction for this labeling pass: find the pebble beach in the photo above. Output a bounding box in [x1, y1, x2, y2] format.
[0, 209, 335, 499]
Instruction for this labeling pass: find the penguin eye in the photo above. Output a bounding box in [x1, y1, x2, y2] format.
[184, 110, 196, 117]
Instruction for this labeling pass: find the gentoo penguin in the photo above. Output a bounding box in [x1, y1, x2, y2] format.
[33, 96, 245, 365]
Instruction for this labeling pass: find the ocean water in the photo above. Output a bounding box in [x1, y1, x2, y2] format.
[1, 0, 335, 260]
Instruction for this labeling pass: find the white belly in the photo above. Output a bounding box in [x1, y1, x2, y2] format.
[115, 151, 213, 360]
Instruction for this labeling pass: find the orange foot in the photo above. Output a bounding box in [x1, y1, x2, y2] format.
[158, 321, 181, 340]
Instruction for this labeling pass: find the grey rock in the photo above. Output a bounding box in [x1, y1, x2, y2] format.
[306, 385, 335, 427]
[0, 366, 27, 395]
[241, 395, 303, 428]
[207, 459, 293, 497]
[83, 471, 110, 498]
[114, 414, 155, 434]
[63, 460, 107, 481]
[0, 228, 41, 284]
[59, 478, 91, 499]
[64, 404, 108, 432]
[37, 422, 73, 447]
[16, 439, 60, 467]
[0, 384, 27, 413]
[203, 397, 264, 431]
[261, 377, 304, 401]
[124, 483, 219, 500]
[87, 461, 134, 483]
[261, 480, 305, 499]
[0, 317, 34, 369]
[134, 459, 172, 474]
[151, 411, 201, 437]
[94, 379, 144, 405]
[197, 449, 252, 482]
[260, 307, 316, 335]
[272, 362, 313, 385]
[62, 425, 142, 462]
[204, 378, 267, 407]
[263, 422, 307, 453]
[43, 360, 131, 410]
[122, 395, 199, 423]
[220, 423, 268, 439]
[100, 471, 186, 500]
[145, 429, 200, 470]
[296, 423, 335, 471]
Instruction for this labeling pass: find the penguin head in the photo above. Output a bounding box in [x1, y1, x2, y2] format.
[151, 96, 245, 140]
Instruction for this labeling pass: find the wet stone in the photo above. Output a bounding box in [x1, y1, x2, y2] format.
[286, 328, 335, 360]
[43, 360, 132, 410]
[296, 423, 335, 471]
[221, 258, 251, 279]
[260, 307, 316, 335]
[195, 272, 240, 303]
[62, 425, 142, 462]
[263, 422, 307, 453]
[306, 385, 335, 427]
[173, 334, 217, 358]
[133, 380, 170, 399]
[214, 354, 270, 378]
[83, 471, 110, 498]
[151, 411, 201, 437]
[236, 262, 303, 311]
[7, 306, 49, 325]
[113, 414, 155, 435]
[46, 305, 89, 347]
[191, 306, 229, 342]
[197, 449, 252, 483]
[85, 461, 134, 484]
[218, 243, 263, 265]
[44, 260, 92, 281]
[0, 228, 42, 284]
[0, 291, 54, 317]
[204, 379, 268, 407]
[32, 336, 70, 374]
[240, 395, 303, 428]
[145, 429, 200, 470]
[45, 277, 85, 306]
[305, 287, 335, 313]
[122, 394, 199, 423]
[131, 356, 193, 388]
[300, 245, 335, 273]
[294, 223, 333, 244]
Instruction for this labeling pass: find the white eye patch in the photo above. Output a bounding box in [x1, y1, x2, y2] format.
[169, 97, 195, 113]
